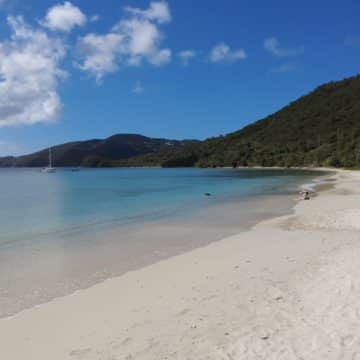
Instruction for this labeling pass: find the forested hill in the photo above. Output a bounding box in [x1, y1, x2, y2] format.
[0, 134, 199, 167]
[2, 75, 360, 168]
[126, 75, 360, 168]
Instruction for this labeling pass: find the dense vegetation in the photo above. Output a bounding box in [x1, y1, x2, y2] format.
[0, 134, 199, 167]
[125, 75, 360, 168]
[1, 75, 360, 168]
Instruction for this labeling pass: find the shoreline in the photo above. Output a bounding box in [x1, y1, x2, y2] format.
[0, 169, 324, 319]
[3, 169, 358, 359]
[0, 193, 296, 319]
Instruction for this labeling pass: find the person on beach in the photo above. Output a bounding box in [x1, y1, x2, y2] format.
[300, 190, 310, 200]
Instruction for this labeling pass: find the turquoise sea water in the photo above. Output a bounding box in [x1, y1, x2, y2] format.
[0, 168, 320, 247]
[0, 168, 327, 317]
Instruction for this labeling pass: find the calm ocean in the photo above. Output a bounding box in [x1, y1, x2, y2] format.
[0, 168, 326, 317]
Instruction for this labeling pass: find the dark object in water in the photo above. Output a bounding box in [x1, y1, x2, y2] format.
[204, 192, 212, 197]
[300, 190, 311, 200]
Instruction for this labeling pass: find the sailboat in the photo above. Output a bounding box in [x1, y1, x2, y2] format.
[41, 148, 56, 173]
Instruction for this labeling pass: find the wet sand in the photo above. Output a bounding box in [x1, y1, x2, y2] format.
[5, 170, 360, 360]
[0, 192, 298, 318]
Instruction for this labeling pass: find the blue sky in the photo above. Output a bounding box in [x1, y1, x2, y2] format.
[0, 0, 359, 155]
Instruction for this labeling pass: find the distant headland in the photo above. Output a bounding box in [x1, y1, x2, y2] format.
[1, 75, 360, 169]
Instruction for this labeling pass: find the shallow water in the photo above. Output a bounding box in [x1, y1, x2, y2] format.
[0, 168, 325, 317]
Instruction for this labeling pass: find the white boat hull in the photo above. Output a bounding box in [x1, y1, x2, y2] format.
[41, 167, 56, 173]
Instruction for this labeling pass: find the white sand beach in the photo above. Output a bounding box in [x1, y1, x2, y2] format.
[2, 169, 360, 359]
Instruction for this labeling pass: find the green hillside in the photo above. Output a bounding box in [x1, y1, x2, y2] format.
[1, 75, 360, 169]
[0, 134, 198, 167]
[132, 75, 360, 168]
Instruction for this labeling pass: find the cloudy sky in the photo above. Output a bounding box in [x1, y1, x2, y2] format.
[0, 0, 359, 155]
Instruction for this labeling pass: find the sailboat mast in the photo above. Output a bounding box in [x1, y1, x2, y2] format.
[41, 147, 56, 173]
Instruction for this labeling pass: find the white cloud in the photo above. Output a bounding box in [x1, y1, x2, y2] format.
[132, 81, 144, 94]
[149, 48, 171, 66]
[209, 43, 247, 63]
[43, 1, 87, 32]
[0, 16, 66, 127]
[178, 50, 196, 66]
[77, 1, 172, 81]
[124, 1, 171, 24]
[264, 37, 304, 57]
[77, 33, 124, 82]
[115, 17, 164, 62]
[90, 14, 100, 23]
